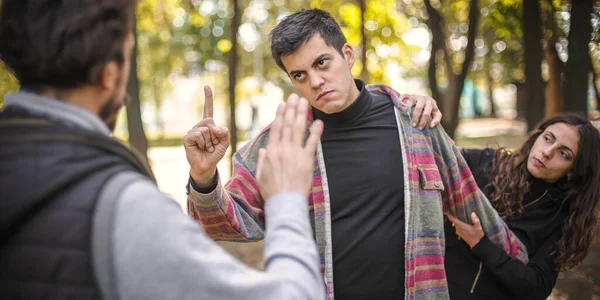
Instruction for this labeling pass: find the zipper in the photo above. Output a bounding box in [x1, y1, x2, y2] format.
[522, 190, 548, 210]
[470, 190, 549, 294]
[470, 262, 483, 293]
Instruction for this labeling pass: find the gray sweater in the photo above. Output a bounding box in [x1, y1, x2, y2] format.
[3, 92, 324, 300]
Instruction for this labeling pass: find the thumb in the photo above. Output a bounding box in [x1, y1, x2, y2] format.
[256, 148, 266, 181]
[471, 212, 481, 226]
[447, 214, 457, 223]
[211, 126, 230, 138]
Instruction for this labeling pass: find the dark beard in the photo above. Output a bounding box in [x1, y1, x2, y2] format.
[98, 95, 128, 132]
[98, 69, 131, 132]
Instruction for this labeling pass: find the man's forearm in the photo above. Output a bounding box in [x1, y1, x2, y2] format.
[111, 179, 324, 300]
[187, 166, 266, 241]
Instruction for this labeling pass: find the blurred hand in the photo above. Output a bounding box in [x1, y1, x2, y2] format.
[256, 95, 324, 201]
[184, 85, 230, 186]
[447, 212, 485, 248]
[403, 94, 442, 129]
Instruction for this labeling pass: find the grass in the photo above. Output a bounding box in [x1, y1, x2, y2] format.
[455, 133, 526, 150]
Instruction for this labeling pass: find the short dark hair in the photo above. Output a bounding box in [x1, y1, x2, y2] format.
[0, 0, 136, 90]
[270, 9, 347, 72]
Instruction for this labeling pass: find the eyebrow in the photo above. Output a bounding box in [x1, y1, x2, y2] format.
[547, 131, 575, 156]
[288, 54, 330, 77]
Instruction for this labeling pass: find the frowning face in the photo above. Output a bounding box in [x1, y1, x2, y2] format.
[280, 34, 359, 114]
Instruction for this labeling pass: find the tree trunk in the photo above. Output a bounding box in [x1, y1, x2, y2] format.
[228, 0, 240, 161]
[483, 28, 496, 118]
[545, 41, 564, 115]
[425, 0, 478, 138]
[487, 70, 496, 117]
[592, 64, 600, 111]
[563, 0, 592, 114]
[424, 0, 447, 105]
[126, 19, 149, 160]
[471, 83, 481, 118]
[445, 0, 479, 137]
[424, 0, 455, 135]
[542, 0, 564, 116]
[153, 83, 164, 139]
[358, 0, 369, 82]
[424, 0, 443, 103]
[516, 82, 527, 119]
[428, 50, 441, 104]
[523, 0, 546, 131]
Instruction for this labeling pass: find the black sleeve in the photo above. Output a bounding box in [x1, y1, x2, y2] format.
[460, 148, 496, 169]
[470, 230, 561, 299]
[459, 148, 496, 190]
[185, 170, 219, 194]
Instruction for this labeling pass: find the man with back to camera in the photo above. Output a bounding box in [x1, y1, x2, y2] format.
[0, 1, 329, 299]
[185, 8, 529, 300]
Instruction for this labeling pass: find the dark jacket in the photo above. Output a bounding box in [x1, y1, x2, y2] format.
[0, 107, 149, 299]
[445, 148, 570, 300]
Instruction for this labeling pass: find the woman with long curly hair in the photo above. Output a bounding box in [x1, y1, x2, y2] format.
[444, 113, 600, 299]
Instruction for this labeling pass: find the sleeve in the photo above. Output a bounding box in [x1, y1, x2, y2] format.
[459, 148, 488, 169]
[427, 125, 529, 263]
[187, 148, 266, 242]
[470, 230, 560, 299]
[110, 179, 325, 300]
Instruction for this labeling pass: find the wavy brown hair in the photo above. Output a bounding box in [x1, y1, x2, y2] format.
[488, 113, 600, 270]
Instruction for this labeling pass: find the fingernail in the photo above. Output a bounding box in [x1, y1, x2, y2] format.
[214, 128, 221, 134]
[412, 122, 417, 127]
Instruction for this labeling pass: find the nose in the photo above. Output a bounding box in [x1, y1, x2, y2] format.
[541, 145, 555, 159]
[309, 73, 325, 89]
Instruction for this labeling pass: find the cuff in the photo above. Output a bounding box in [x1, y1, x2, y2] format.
[187, 170, 219, 194]
[264, 191, 309, 229]
[187, 172, 224, 210]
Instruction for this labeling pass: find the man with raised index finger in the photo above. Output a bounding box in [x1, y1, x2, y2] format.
[184, 8, 529, 300]
[0, 0, 328, 298]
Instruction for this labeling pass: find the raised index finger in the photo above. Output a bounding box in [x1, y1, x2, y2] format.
[203, 85, 214, 119]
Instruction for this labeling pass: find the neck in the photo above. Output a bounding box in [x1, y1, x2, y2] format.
[348, 79, 360, 106]
[313, 79, 370, 126]
[41, 87, 104, 115]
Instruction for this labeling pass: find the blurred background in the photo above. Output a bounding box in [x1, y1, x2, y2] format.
[1, 0, 599, 298]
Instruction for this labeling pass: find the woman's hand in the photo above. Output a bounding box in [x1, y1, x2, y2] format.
[447, 212, 485, 248]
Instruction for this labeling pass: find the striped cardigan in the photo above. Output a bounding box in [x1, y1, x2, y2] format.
[188, 84, 528, 300]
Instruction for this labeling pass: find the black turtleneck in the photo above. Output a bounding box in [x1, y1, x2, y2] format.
[313, 80, 405, 300]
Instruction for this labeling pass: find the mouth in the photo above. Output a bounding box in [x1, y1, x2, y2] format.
[316, 91, 333, 101]
[532, 157, 546, 168]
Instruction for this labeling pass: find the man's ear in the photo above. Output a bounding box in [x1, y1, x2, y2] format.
[342, 43, 355, 68]
[97, 61, 119, 91]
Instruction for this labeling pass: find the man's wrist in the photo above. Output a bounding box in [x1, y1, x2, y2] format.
[188, 169, 219, 194]
[190, 169, 217, 187]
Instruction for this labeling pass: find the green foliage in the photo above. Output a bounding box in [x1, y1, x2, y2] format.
[137, 0, 193, 105]
[311, 0, 416, 84]
[397, 0, 527, 87]
[0, 63, 19, 108]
